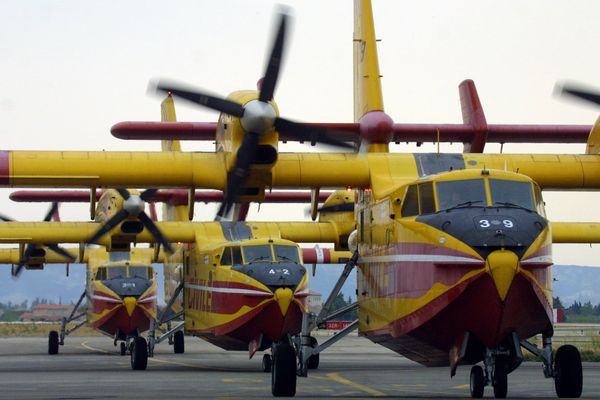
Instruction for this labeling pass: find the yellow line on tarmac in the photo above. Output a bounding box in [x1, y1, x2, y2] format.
[148, 357, 204, 369]
[451, 384, 470, 389]
[325, 372, 386, 397]
[80, 340, 112, 354]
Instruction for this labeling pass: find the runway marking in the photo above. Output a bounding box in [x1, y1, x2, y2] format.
[451, 384, 470, 389]
[80, 341, 112, 354]
[324, 372, 386, 397]
[222, 378, 264, 383]
[393, 383, 427, 387]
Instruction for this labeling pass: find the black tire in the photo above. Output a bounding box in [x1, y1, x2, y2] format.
[48, 331, 59, 355]
[271, 343, 296, 397]
[262, 353, 272, 373]
[307, 336, 319, 370]
[120, 342, 127, 356]
[554, 345, 583, 398]
[130, 336, 148, 370]
[493, 363, 508, 399]
[173, 330, 185, 354]
[470, 365, 484, 398]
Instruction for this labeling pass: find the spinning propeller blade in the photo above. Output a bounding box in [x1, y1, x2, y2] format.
[150, 12, 352, 220]
[87, 189, 174, 254]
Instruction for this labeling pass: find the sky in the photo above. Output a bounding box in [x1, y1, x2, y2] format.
[2, 0, 600, 266]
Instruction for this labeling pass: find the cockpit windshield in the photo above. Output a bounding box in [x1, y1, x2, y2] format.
[274, 245, 300, 263]
[436, 179, 487, 210]
[242, 245, 273, 263]
[107, 266, 127, 279]
[95, 265, 152, 280]
[489, 179, 535, 210]
[130, 266, 152, 279]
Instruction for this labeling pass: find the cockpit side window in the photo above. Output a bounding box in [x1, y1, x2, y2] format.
[489, 179, 535, 210]
[401, 185, 419, 217]
[436, 179, 487, 210]
[231, 246, 243, 265]
[418, 182, 435, 214]
[242, 245, 272, 263]
[220, 247, 232, 265]
[95, 267, 107, 280]
[534, 184, 546, 217]
[274, 245, 300, 263]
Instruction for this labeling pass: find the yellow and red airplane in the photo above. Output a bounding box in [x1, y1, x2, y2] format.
[2, 0, 600, 398]
[0, 243, 160, 370]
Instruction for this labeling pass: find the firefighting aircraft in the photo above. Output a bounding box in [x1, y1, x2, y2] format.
[0, 243, 161, 369]
[0, 193, 170, 370]
[1, 185, 354, 396]
[1, 0, 600, 397]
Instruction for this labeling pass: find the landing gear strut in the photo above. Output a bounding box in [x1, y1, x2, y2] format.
[521, 334, 583, 398]
[147, 282, 185, 357]
[49, 291, 86, 355]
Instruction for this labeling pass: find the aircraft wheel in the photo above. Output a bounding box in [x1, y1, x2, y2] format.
[493, 363, 508, 399]
[130, 336, 148, 370]
[48, 331, 59, 355]
[271, 342, 296, 397]
[307, 336, 319, 370]
[173, 330, 185, 354]
[120, 342, 127, 356]
[469, 365, 484, 398]
[554, 345, 582, 398]
[262, 354, 272, 373]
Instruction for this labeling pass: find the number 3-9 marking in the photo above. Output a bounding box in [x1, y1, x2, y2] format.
[479, 219, 514, 228]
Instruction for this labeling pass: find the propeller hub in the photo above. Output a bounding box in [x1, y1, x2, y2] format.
[123, 195, 145, 216]
[240, 100, 276, 134]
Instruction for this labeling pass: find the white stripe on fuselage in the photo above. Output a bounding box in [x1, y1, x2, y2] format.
[359, 254, 482, 264]
[184, 283, 272, 296]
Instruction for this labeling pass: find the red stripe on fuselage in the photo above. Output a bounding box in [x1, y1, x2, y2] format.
[187, 300, 304, 351]
[359, 243, 482, 299]
[0, 151, 9, 185]
[362, 270, 552, 367]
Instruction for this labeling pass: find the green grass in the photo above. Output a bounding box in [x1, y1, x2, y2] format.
[0, 323, 99, 337]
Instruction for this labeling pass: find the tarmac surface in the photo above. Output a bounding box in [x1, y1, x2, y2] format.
[0, 335, 599, 399]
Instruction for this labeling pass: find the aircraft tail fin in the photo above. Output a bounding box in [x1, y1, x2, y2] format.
[585, 116, 600, 154]
[160, 94, 182, 151]
[353, 0, 384, 121]
[159, 95, 189, 222]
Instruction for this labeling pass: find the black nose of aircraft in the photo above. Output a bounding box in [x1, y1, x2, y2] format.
[417, 206, 547, 259]
[232, 261, 307, 292]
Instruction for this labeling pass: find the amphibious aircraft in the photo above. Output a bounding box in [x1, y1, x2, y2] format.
[0, 241, 161, 370]
[2, 0, 600, 398]
[0, 186, 354, 396]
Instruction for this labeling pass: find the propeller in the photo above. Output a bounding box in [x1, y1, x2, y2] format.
[2, 202, 76, 277]
[87, 189, 174, 254]
[556, 82, 600, 107]
[150, 12, 353, 220]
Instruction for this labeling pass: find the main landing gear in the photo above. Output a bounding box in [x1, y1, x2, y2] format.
[48, 291, 86, 355]
[146, 282, 185, 357]
[521, 334, 583, 398]
[130, 336, 148, 370]
[271, 341, 297, 397]
[468, 333, 583, 398]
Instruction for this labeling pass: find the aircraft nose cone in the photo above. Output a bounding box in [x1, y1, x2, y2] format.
[274, 287, 293, 316]
[486, 250, 519, 301]
[123, 296, 137, 317]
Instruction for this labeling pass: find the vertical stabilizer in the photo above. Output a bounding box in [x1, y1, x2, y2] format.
[353, 0, 393, 153]
[160, 95, 182, 151]
[353, 0, 384, 121]
[160, 95, 189, 222]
